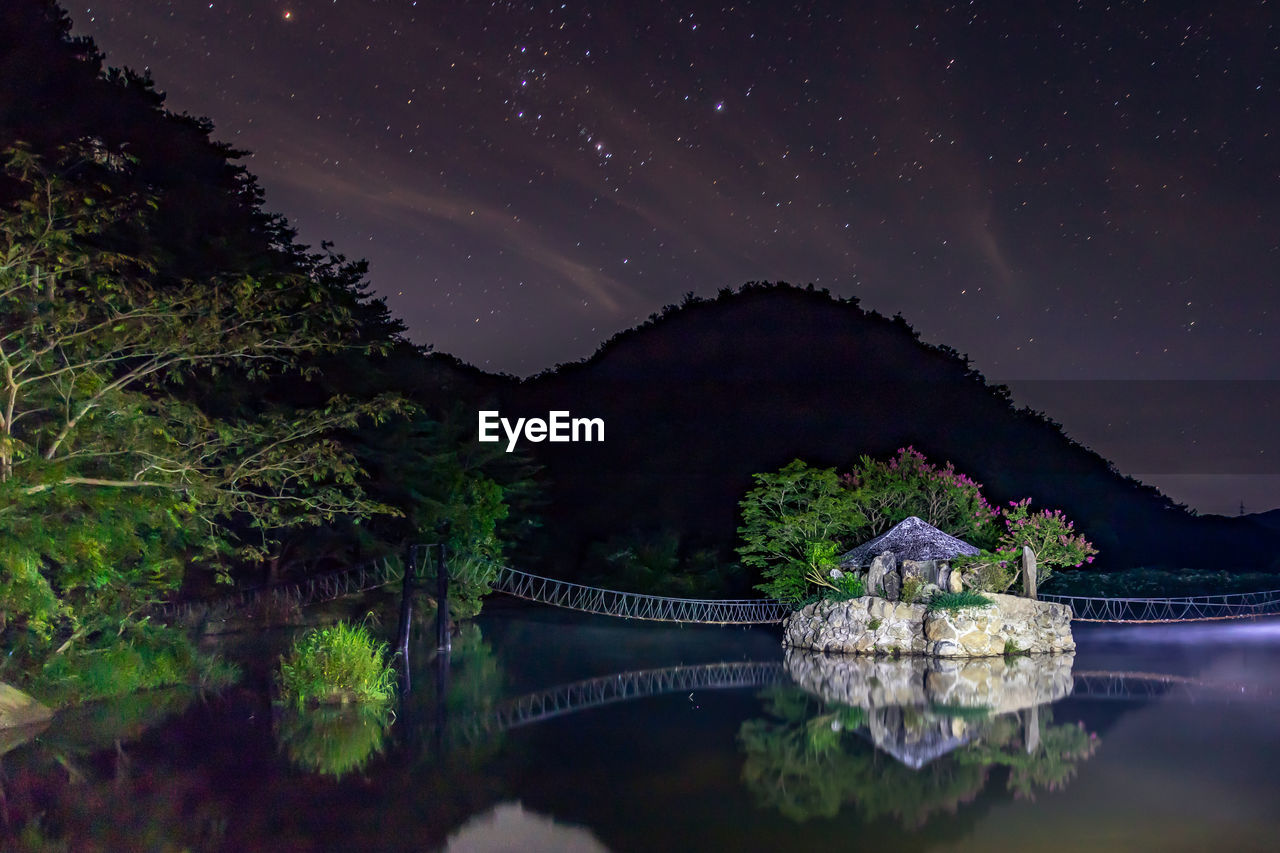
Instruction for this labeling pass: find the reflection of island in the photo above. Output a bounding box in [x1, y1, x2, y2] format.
[739, 651, 1098, 824]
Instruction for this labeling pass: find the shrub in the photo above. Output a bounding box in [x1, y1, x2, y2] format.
[32, 624, 239, 706]
[953, 549, 1021, 593]
[996, 499, 1097, 586]
[900, 576, 925, 604]
[738, 460, 865, 604]
[926, 591, 993, 612]
[277, 620, 395, 709]
[842, 447, 1002, 548]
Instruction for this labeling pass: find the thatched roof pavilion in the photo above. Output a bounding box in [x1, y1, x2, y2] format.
[837, 516, 980, 568]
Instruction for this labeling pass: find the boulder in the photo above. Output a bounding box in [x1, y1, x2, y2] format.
[949, 570, 965, 593]
[866, 551, 896, 597]
[882, 569, 902, 602]
[0, 682, 53, 754]
[901, 559, 939, 586]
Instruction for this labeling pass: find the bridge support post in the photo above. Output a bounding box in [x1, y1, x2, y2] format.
[396, 544, 418, 693]
[436, 543, 451, 652]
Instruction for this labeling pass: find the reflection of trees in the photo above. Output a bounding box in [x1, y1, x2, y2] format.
[956, 711, 1098, 800]
[738, 685, 1098, 825]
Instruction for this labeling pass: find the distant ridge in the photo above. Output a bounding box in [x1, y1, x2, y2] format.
[476, 283, 1276, 578]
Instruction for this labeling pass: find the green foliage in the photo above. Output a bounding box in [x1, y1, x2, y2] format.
[955, 711, 1099, 799]
[739, 684, 1100, 823]
[926, 590, 993, 612]
[1003, 638, 1025, 656]
[276, 620, 395, 709]
[843, 447, 1001, 548]
[737, 450, 1100, 608]
[737, 460, 865, 604]
[738, 688, 989, 825]
[996, 498, 1098, 586]
[900, 576, 925, 604]
[0, 147, 405, 675]
[28, 624, 237, 706]
[953, 548, 1021, 593]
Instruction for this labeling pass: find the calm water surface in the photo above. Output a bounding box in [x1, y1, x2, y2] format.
[6, 605, 1280, 852]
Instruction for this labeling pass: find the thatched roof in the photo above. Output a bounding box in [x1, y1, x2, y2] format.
[838, 516, 980, 567]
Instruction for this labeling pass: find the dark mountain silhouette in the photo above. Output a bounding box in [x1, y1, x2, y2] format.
[1234, 508, 1280, 534]
[475, 284, 1276, 578]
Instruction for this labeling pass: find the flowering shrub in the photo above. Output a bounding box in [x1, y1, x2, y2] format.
[842, 447, 1001, 549]
[997, 499, 1097, 586]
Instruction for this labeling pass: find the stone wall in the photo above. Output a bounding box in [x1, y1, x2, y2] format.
[924, 593, 1075, 657]
[782, 593, 1074, 657]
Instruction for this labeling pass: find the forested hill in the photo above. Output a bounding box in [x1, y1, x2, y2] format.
[478, 284, 1275, 576]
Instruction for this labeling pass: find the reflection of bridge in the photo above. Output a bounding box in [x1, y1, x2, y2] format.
[454, 662, 1267, 741]
[454, 662, 789, 741]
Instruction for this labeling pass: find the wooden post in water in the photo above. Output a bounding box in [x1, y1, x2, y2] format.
[1022, 545, 1038, 600]
[436, 543, 451, 652]
[396, 544, 418, 694]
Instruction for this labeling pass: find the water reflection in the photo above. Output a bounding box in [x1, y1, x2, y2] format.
[739, 652, 1099, 824]
[7, 613, 1280, 851]
[443, 801, 611, 852]
[275, 704, 393, 778]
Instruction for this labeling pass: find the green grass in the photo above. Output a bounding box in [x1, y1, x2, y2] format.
[31, 625, 240, 707]
[926, 590, 993, 612]
[276, 619, 396, 710]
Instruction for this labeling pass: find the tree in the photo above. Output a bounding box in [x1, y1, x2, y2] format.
[843, 447, 1001, 548]
[0, 147, 401, 669]
[737, 459, 864, 603]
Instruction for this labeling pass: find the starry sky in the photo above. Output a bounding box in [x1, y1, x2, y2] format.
[71, 0, 1277, 514]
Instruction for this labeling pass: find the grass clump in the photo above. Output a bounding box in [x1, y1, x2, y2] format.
[277, 620, 395, 710]
[926, 590, 993, 612]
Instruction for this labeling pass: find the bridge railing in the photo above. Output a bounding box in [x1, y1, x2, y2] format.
[153, 554, 403, 623]
[490, 565, 790, 624]
[1041, 588, 1280, 622]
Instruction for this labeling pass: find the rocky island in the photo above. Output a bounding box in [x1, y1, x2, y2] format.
[781, 517, 1076, 657]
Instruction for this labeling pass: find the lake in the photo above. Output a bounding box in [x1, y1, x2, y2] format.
[6, 603, 1280, 852]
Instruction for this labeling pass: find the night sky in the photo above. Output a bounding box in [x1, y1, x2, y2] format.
[70, 1, 1277, 514]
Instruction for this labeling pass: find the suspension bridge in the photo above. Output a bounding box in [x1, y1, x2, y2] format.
[156, 550, 1280, 626]
[1039, 590, 1280, 622]
[488, 564, 791, 624]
